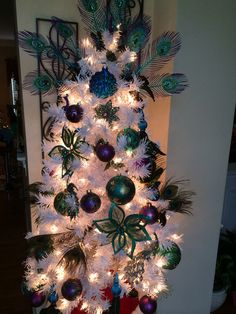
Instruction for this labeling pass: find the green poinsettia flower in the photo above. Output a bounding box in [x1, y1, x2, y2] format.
[93, 203, 151, 258]
[48, 127, 88, 178]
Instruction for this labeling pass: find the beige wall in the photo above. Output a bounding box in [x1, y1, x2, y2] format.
[16, 0, 236, 313]
[15, 0, 79, 183]
[156, 1, 236, 313]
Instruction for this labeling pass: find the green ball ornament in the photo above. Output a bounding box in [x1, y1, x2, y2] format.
[117, 128, 140, 151]
[158, 242, 181, 270]
[54, 183, 79, 219]
[106, 175, 136, 205]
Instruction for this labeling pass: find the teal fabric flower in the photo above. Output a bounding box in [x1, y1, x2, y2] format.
[93, 203, 151, 258]
[48, 127, 88, 177]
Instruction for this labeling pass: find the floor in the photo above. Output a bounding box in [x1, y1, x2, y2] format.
[213, 296, 236, 314]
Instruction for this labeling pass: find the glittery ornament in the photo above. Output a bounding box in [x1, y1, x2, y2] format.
[89, 67, 117, 99]
[139, 295, 157, 314]
[31, 291, 46, 307]
[148, 188, 160, 201]
[94, 100, 119, 125]
[158, 242, 181, 270]
[63, 94, 83, 123]
[64, 104, 83, 123]
[117, 128, 140, 151]
[48, 291, 58, 304]
[124, 255, 145, 284]
[139, 203, 159, 225]
[106, 175, 135, 205]
[54, 183, 79, 219]
[61, 278, 82, 301]
[95, 141, 115, 162]
[80, 191, 101, 213]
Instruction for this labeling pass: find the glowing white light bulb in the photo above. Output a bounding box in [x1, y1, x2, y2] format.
[89, 273, 98, 282]
[50, 224, 58, 233]
[56, 266, 65, 281]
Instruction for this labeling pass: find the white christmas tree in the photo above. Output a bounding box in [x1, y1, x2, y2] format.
[19, 2, 193, 314]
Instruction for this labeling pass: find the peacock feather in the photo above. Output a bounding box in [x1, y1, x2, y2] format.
[23, 71, 55, 95]
[77, 0, 107, 34]
[160, 179, 195, 214]
[149, 73, 188, 97]
[135, 31, 181, 76]
[27, 234, 55, 261]
[57, 243, 86, 274]
[108, 0, 130, 32]
[125, 15, 151, 53]
[18, 31, 48, 57]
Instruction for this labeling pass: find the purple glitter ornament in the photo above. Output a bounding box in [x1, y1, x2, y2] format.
[139, 203, 159, 225]
[96, 142, 115, 162]
[31, 291, 46, 307]
[65, 104, 83, 123]
[139, 295, 157, 314]
[63, 94, 83, 123]
[61, 278, 82, 301]
[80, 191, 101, 213]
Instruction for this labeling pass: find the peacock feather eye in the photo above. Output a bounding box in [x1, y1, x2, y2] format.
[156, 40, 172, 56]
[28, 38, 46, 52]
[127, 28, 147, 52]
[126, 15, 151, 53]
[82, 0, 98, 12]
[57, 23, 73, 39]
[34, 75, 52, 93]
[18, 31, 48, 56]
[162, 76, 177, 93]
[161, 74, 188, 94]
[163, 185, 178, 200]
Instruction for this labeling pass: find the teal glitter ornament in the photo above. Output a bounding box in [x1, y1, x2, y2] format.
[158, 242, 181, 270]
[89, 67, 117, 99]
[106, 175, 135, 205]
[117, 128, 140, 151]
[53, 183, 79, 219]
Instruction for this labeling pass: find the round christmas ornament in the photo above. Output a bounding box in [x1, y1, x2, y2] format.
[30, 291, 46, 307]
[80, 191, 101, 213]
[139, 203, 159, 225]
[95, 141, 115, 162]
[117, 128, 140, 151]
[64, 103, 83, 123]
[89, 67, 117, 99]
[48, 291, 58, 304]
[139, 295, 157, 314]
[61, 278, 83, 301]
[106, 175, 136, 205]
[148, 188, 160, 201]
[54, 183, 79, 219]
[158, 242, 181, 270]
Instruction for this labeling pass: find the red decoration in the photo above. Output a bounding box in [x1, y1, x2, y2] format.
[72, 287, 139, 314]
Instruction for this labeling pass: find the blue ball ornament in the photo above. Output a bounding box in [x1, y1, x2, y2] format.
[89, 67, 117, 99]
[48, 291, 58, 304]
